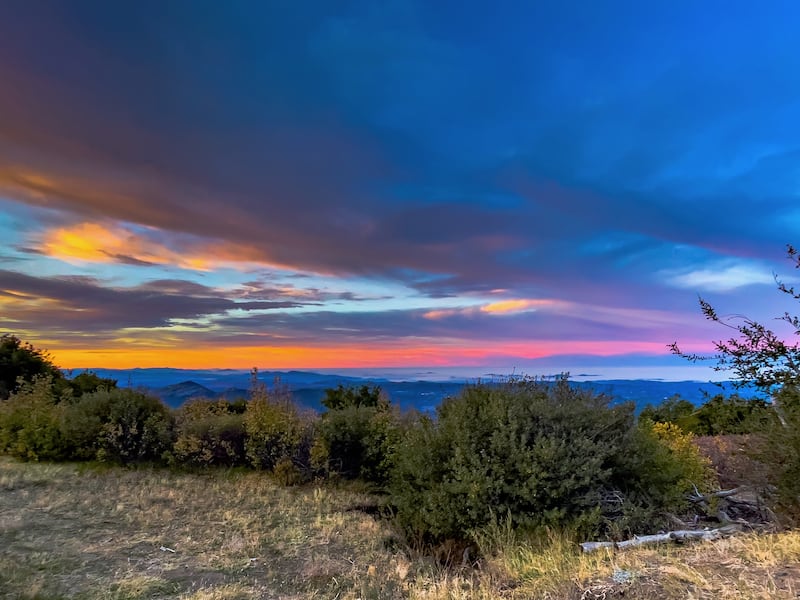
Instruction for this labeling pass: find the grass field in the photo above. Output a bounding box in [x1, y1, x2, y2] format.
[1, 457, 799, 599]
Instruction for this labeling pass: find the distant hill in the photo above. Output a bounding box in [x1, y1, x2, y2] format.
[153, 381, 217, 407]
[136, 369, 755, 412]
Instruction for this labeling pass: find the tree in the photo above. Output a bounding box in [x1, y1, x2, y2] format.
[321, 384, 386, 411]
[65, 371, 118, 397]
[0, 335, 64, 400]
[670, 245, 800, 398]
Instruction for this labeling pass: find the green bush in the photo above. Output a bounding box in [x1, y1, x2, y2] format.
[690, 394, 773, 436]
[244, 383, 312, 476]
[390, 378, 719, 543]
[639, 395, 695, 425]
[0, 375, 67, 461]
[749, 386, 800, 519]
[314, 401, 401, 484]
[608, 420, 718, 535]
[61, 388, 174, 464]
[322, 384, 385, 410]
[171, 399, 247, 467]
[391, 378, 637, 542]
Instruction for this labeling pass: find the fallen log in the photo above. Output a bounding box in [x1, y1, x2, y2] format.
[580, 524, 741, 553]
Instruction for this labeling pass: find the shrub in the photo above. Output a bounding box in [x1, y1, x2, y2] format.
[322, 384, 385, 410]
[690, 394, 773, 436]
[171, 399, 247, 467]
[244, 382, 312, 477]
[61, 388, 174, 464]
[750, 385, 800, 519]
[314, 400, 401, 484]
[390, 378, 723, 543]
[390, 378, 637, 542]
[612, 420, 718, 532]
[0, 375, 67, 461]
[639, 395, 695, 425]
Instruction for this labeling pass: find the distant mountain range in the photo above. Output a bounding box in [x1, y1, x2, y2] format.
[80, 368, 753, 413]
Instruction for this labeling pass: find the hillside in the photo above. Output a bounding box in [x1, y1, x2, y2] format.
[99, 367, 752, 411]
[2, 457, 798, 599]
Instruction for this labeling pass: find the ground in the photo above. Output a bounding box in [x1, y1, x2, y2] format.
[1, 457, 799, 599]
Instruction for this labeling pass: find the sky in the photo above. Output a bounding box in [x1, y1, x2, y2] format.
[0, 1, 799, 373]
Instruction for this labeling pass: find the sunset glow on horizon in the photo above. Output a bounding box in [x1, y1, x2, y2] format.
[1, 2, 798, 375]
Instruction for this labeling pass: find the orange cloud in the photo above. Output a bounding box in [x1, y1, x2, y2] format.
[424, 298, 560, 319]
[35, 221, 285, 272]
[480, 298, 556, 314]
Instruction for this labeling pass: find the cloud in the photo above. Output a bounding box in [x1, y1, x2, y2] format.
[663, 262, 775, 292]
[0, 270, 300, 334]
[30, 221, 293, 272]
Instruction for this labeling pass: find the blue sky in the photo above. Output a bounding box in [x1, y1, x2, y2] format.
[0, 1, 798, 371]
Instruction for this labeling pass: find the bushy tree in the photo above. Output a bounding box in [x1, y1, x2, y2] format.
[640, 395, 695, 425]
[321, 384, 385, 410]
[65, 371, 118, 397]
[640, 394, 772, 435]
[0, 335, 64, 399]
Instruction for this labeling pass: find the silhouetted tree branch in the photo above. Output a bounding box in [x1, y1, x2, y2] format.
[670, 245, 800, 397]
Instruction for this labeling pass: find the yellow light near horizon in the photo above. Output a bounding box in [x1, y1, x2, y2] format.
[48, 339, 679, 370]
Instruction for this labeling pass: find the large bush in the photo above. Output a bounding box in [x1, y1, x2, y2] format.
[172, 398, 247, 467]
[390, 378, 716, 543]
[60, 388, 174, 464]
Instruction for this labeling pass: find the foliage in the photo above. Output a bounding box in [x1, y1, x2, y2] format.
[314, 399, 401, 483]
[640, 395, 695, 425]
[0, 375, 67, 461]
[647, 421, 717, 493]
[690, 394, 773, 435]
[749, 385, 800, 518]
[64, 371, 118, 397]
[640, 393, 773, 436]
[321, 384, 386, 410]
[392, 379, 635, 541]
[0, 335, 64, 400]
[244, 380, 312, 476]
[171, 399, 247, 467]
[671, 244, 800, 397]
[672, 245, 800, 517]
[60, 388, 174, 464]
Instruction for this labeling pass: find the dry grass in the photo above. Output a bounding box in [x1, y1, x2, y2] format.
[2, 457, 800, 599]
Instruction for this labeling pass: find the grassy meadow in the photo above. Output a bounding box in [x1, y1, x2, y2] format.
[2, 456, 800, 600]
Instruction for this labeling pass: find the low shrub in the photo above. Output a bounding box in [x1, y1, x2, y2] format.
[171, 399, 247, 467]
[61, 388, 174, 464]
[313, 401, 401, 484]
[244, 382, 313, 477]
[751, 386, 800, 520]
[0, 375, 67, 461]
[608, 420, 718, 535]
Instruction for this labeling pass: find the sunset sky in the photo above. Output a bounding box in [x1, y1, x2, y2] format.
[1, 1, 799, 372]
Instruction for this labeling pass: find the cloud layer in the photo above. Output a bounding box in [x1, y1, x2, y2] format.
[0, 1, 798, 369]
